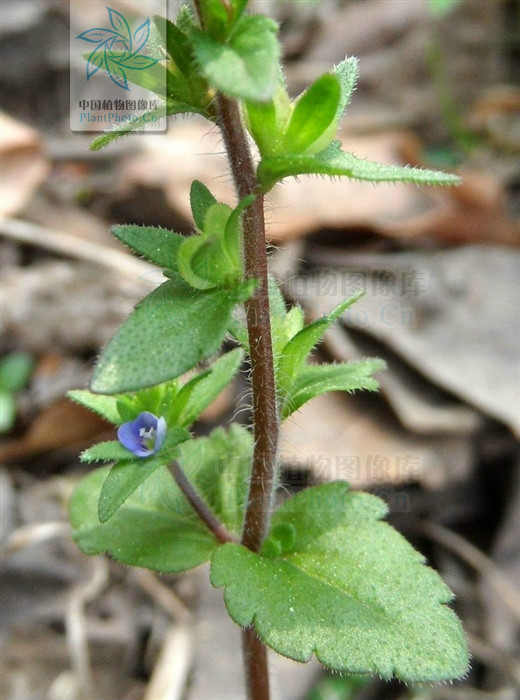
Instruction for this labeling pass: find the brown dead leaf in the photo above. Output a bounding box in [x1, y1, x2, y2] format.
[0, 398, 110, 462]
[280, 392, 472, 491]
[0, 112, 49, 218]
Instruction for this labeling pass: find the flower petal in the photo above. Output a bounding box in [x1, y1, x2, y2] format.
[154, 416, 167, 452]
[117, 419, 141, 453]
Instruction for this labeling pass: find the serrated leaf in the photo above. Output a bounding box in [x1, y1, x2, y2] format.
[178, 424, 252, 533]
[283, 74, 341, 155]
[170, 348, 243, 427]
[211, 482, 469, 681]
[80, 440, 134, 463]
[91, 274, 248, 393]
[333, 57, 358, 120]
[283, 359, 385, 418]
[190, 180, 218, 230]
[190, 15, 280, 101]
[67, 389, 122, 425]
[98, 426, 190, 522]
[70, 466, 217, 572]
[258, 140, 462, 192]
[111, 224, 184, 270]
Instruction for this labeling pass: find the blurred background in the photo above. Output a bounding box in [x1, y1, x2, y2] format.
[1, 1, 519, 699]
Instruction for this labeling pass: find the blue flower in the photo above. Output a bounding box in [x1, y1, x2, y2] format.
[117, 411, 166, 457]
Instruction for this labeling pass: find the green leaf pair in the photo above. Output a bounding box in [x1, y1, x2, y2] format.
[178, 181, 253, 290]
[246, 60, 357, 160]
[71, 458, 469, 681]
[243, 56, 460, 192]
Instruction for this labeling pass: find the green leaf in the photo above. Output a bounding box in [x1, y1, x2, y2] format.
[190, 180, 218, 230]
[97, 426, 190, 522]
[283, 74, 341, 155]
[80, 440, 134, 463]
[177, 235, 219, 290]
[333, 57, 358, 120]
[190, 15, 280, 101]
[282, 359, 385, 418]
[170, 348, 243, 427]
[111, 224, 185, 271]
[277, 319, 329, 393]
[70, 466, 217, 572]
[91, 274, 248, 393]
[67, 389, 122, 425]
[178, 424, 253, 534]
[277, 293, 363, 394]
[211, 482, 469, 681]
[0, 352, 34, 392]
[245, 82, 292, 157]
[223, 194, 254, 268]
[199, 0, 250, 40]
[258, 140, 462, 192]
[155, 16, 194, 77]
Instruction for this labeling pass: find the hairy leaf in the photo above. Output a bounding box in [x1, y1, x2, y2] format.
[89, 100, 205, 151]
[258, 140, 462, 191]
[282, 359, 385, 418]
[190, 15, 279, 101]
[80, 440, 135, 463]
[283, 74, 341, 155]
[277, 293, 364, 394]
[211, 483, 469, 681]
[170, 348, 243, 427]
[190, 180, 218, 230]
[333, 57, 358, 120]
[71, 466, 217, 572]
[91, 274, 251, 393]
[67, 389, 122, 425]
[111, 224, 184, 271]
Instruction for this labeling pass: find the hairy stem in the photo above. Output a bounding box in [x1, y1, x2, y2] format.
[191, 4, 278, 698]
[169, 462, 237, 544]
[216, 95, 279, 552]
[215, 93, 278, 700]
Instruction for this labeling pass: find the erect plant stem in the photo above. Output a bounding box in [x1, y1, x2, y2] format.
[190, 6, 278, 698]
[215, 93, 278, 700]
[216, 95, 279, 552]
[169, 462, 237, 545]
